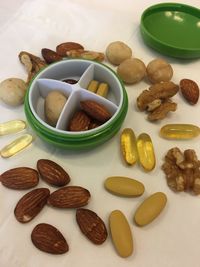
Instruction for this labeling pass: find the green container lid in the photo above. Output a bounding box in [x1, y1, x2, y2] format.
[140, 3, 200, 58]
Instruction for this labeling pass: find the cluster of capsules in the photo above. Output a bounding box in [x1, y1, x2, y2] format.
[120, 124, 200, 171]
[0, 120, 33, 158]
[120, 128, 156, 171]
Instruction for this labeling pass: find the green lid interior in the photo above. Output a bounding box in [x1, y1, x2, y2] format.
[140, 3, 200, 58]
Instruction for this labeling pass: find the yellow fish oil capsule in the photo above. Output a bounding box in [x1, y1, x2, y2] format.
[137, 133, 155, 171]
[120, 128, 138, 165]
[160, 124, 200, 139]
[0, 120, 26, 136]
[87, 80, 99, 93]
[134, 192, 167, 226]
[1, 134, 33, 158]
[96, 83, 109, 98]
[109, 210, 133, 258]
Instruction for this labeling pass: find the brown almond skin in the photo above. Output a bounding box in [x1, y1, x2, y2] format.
[41, 48, 63, 64]
[68, 110, 91, 131]
[14, 188, 50, 223]
[31, 223, 69, 254]
[76, 208, 107, 244]
[80, 100, 111, 123]
[180, 79, 199, 105]
[37, 159, 70, 187]
[0, 167, 39, 190]
[56, 42, 84, 57]
[48, 186, 91, 208]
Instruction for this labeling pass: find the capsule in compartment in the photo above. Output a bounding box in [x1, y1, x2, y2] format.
[1, 134, 33, 158]
[160, 124, 200, 140]
[0, 120, 26, 136]
[137, 133, 155, 171]
[120, 128, 138, 165]
[96, 83, 109, 98]
[87, 80, 99, 93]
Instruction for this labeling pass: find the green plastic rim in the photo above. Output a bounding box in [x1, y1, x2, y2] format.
[140, 3, 200, 58]
[24, 59, 128, 150]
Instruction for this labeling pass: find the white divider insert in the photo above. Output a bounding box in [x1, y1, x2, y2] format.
[78, 64, 94, 89]
[30, 62, 122, 131]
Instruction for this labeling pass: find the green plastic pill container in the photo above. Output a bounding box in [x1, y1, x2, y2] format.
[24, 59, 128, 150]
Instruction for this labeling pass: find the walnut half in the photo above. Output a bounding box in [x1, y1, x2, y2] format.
[136, 81, 179, 121]
[162, 147, 200, 195]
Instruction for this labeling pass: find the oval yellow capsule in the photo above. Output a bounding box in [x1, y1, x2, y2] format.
[1, 134, 33, 158]
[137, 133, 156, 171]
[120, 128, 138, 165]
[134, 192, 167, 226]
[109, 210, 133, 258]
[104, 176, 145, 197]
[0, 120, 26, 136]
[160, 124, 200, 139]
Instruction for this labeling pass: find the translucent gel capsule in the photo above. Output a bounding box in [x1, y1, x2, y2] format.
[160, 124, 200, 140]
[120, 128, 138, 165]
[0, 120, 26, 136]
[1, 134, 33, 158]
[137, 133, 155, 171]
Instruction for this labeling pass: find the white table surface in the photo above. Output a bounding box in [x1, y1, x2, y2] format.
[0, 0, 200, 266]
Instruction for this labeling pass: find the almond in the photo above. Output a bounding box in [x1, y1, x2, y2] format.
[76, 208, 107, 245]
[37, 159, 70, 187]
[80, 100, 111, 123]
[14, 188, 50, 223]
[41, 48, 63, 64]
[68, 110, 91, 131]
[56, 42, 84, 57]
[48, 186, 91, 208]
[0, 167, 39, 190]
[180, 79, 199, 105]
[31, 223, 69, 254]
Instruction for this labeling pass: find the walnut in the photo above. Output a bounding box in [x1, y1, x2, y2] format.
[136, 81, 179, 121]
[148, 101, 177, 121]
[162, 147, 200, 195]
[19, 51, 47, 84]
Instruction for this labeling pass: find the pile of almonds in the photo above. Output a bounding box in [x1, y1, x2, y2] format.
[0, 159, 107, 254]
[68, 100, 111, 131]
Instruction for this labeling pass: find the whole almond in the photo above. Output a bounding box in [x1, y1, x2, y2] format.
[180, 79, 199, 105]
[80, 100, 111, 122]
[48, 186, 91, 208]
[0, 167, 39, 190]
[31, 223, 69, 254]
[41, 48, 63, 64]
[68, 110, 91, 131]
[14, 188, 50, 223]
[37, 159, 70, 187]
[56, 42, 84, 57]
[76, 208, 107, 245]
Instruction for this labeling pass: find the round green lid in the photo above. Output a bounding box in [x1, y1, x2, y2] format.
[140, 3, 200, 58]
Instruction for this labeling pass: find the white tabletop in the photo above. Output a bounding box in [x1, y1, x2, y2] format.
[0, 0, 200, 267]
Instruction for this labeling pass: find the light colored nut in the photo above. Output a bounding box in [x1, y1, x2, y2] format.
[0, 78, 27, 106]
[45, 90, 67, 126]
[106, 41, 132, 65]
[117, 58, 146, 84]
[147, 58, 173, 84]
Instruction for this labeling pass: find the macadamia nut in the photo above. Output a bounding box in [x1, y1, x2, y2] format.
[106, 41, 132, 65]
[147, 58, 173, 84]
[45, 90, 67, 126]
[0, 78, 27, 106]
[117, 58, 146, 84]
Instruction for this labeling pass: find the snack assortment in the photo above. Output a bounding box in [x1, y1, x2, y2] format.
[0, 36, 200, 262]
